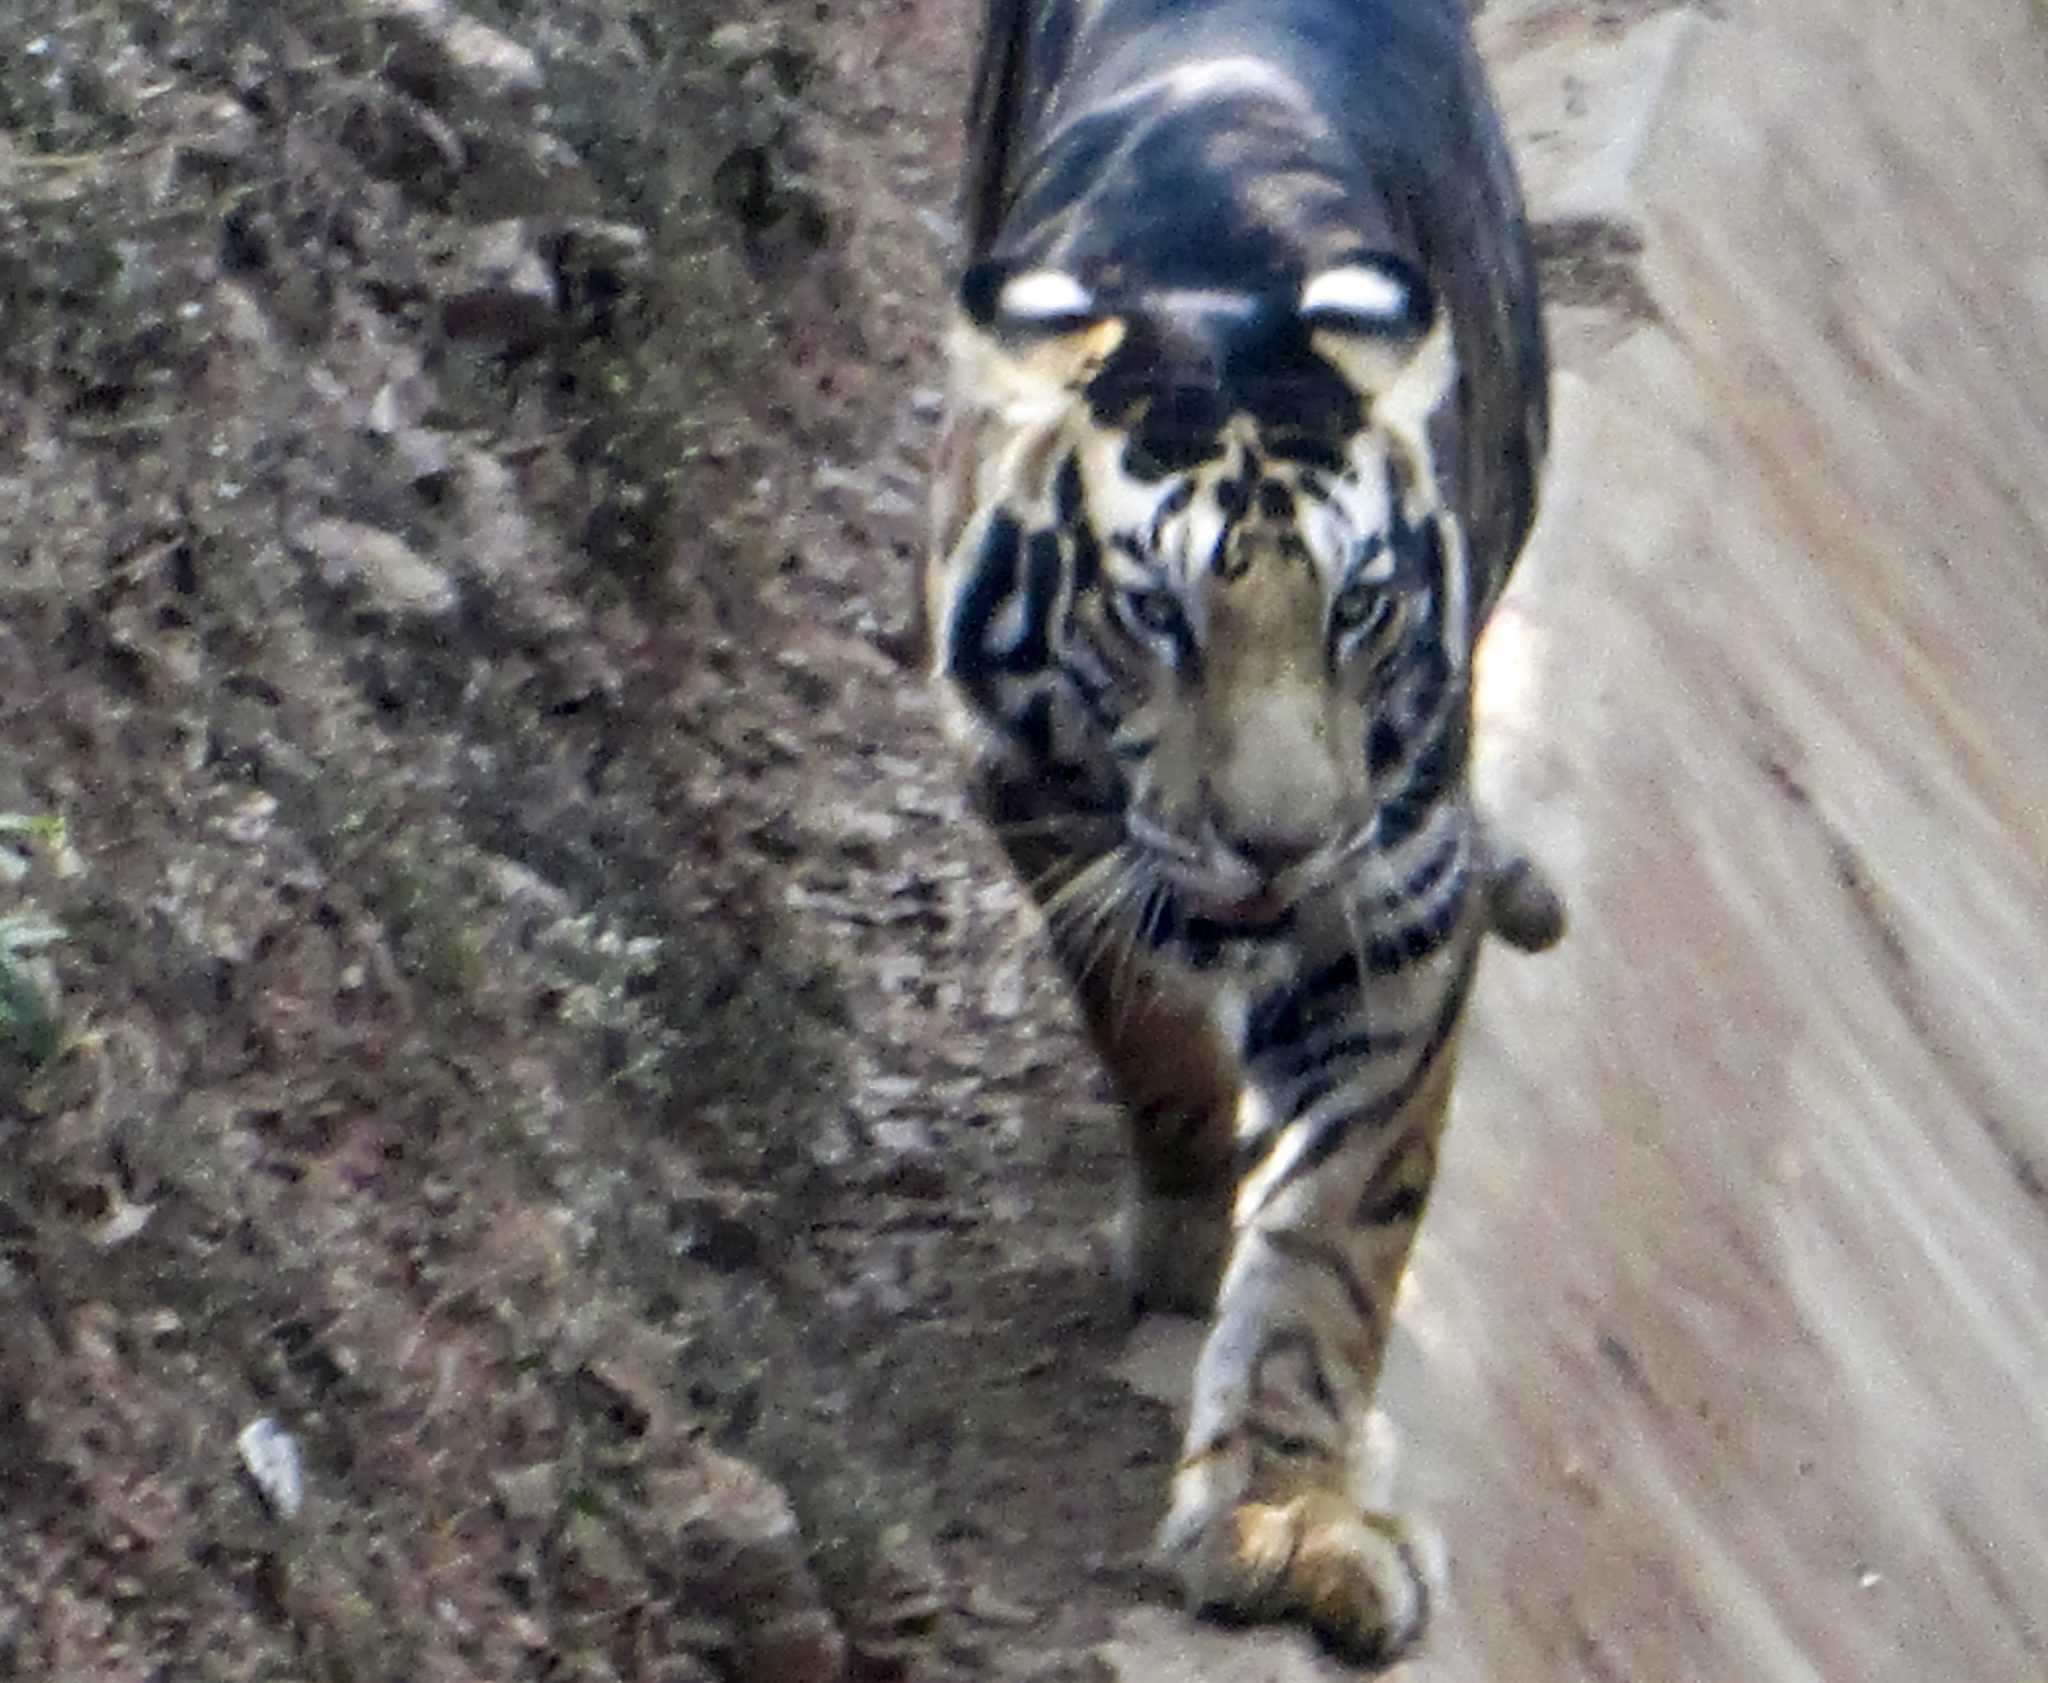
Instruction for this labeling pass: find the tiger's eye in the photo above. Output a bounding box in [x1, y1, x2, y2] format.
[1121, 585, 1185, 639]
[1330, 579, 1393, 638]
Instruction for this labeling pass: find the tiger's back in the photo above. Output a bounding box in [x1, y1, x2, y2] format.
[928, 0, 1554, 1663]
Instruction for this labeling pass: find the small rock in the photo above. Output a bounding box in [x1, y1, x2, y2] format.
[642, 1444, 847, 1683]
[867, 485, 919, 520]
[368, 0, 544, 116]
[237, 1416, 304, 1519]
[386, 425, 457, 485]
[490, 1462, 557, 1531]
[461, 131, 599, 221]
[173, 93, 259, 169]
[293, 518, 459, 619]
[440, 220, 556, 352]
[553, 1508, 644, 1599]
[670, 1193, 767, 1273]
[220, 789, 278, 845]
[961, 1582, 1038, 1627]
[541, 218, 652, 295]
[337, 87, 467, 201]
[91, 1196, 154, 1248]
[706, 20, 813, 92]
[880, 1150, 949, 1201]
[366, 368, 439, 435]
[209, 280, 275, 349]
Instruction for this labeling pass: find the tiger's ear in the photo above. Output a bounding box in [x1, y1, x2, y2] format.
[952, 261, 1126, 403]
[962, 260, 1104, 333]
[1300, 254, 1436, 396]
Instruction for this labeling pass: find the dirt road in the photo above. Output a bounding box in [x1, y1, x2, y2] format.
[791, 0, 2048, 1675]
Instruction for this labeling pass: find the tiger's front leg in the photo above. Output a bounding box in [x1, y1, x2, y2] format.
[973, 769, 1244, 1316]
[1155, 924, 1481, 1667]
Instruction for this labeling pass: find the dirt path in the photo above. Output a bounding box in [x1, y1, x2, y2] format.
[767, 0, 2048, 1677]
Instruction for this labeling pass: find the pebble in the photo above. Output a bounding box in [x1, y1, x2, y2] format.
[365, 0, 544, 115]
[292, 518, 459, 620]
[236, 1416, 304, 1519]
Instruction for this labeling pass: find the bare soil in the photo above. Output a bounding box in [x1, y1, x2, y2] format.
[0, 1, 1166, 1677]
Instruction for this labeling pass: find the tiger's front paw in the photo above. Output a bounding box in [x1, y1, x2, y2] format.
[1159, 1487, 1443, 1668]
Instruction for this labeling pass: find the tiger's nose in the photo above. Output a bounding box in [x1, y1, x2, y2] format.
[1219, 819, 1322, 879]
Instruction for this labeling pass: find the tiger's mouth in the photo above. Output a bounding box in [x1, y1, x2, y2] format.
[1137, 834, 1324, 931]
[1177, 883, 1294, 928]
[1125, 806, 1353, 931]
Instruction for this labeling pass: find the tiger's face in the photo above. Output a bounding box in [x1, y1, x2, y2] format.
[933, 260, 1469, 931]
[1078, 449, 1424, 925]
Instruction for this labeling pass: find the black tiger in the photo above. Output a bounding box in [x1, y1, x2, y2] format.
[926, 0, 1560, 1661]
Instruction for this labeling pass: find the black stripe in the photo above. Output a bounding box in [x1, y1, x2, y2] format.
[1183, 907, 1294, 946]
[1004, 528, 1063, 669]
[1243, 978, 1312, 1063]
[1375, 829, 1465, 910]
[1011, 689, 1055, 756]
[1069, 521, 1101, 594]
[1272, 436, 1345, 477]
[1066, 657, 1122, 732]
[1273, 1026, 1413, 1083]
[1254, 1326, 1343, 1420]
[1142, 895, 1186, 949]
[1366, 718, 1403, 777]
[1145, 480, 1193, 539]
[1136, 889, 1178, 950]
[1354, 1183, 1428, 1228]
[1243, 1421, 1343, 1464]
[1238, 1027, 1417, 1176]
[1241, 949, 1372, 1066]
[1053, 452, 1085, 525]
[1360, 882, 1466, 970]
[1399, 644, 1452, 730]
[945, 510, 1023, 694]
[1396, 708, 1467, 810]
[1242, 873, 1473, 1043]
[1375, 711, 1464, 855]
[1261, 1228, 1378, 1329]
[1243, 934, 1481, 1204]
[1376, 796, 1428, 853]
[1279, 1069, 1344, 1123]
[952, 519, 1067, 679]
[1181, 915, 1234, 970]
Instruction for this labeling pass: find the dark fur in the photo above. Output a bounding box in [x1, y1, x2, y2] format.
[961, 0, 1548, 612]
[931, 0, 1555, 1662]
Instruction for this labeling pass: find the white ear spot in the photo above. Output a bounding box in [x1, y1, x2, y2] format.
[1300, 264, 1414, 330]
[998, 269, 1096, 325]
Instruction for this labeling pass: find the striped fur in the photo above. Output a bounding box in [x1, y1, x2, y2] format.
[928, 0, 1555, 1662]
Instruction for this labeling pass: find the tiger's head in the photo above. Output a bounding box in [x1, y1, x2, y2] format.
[933, 257, 1475, 931]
